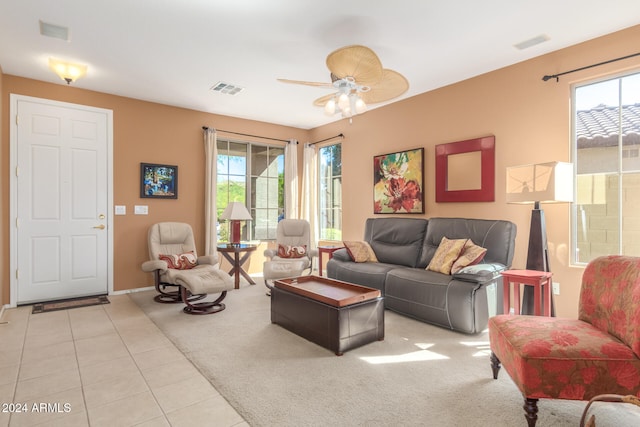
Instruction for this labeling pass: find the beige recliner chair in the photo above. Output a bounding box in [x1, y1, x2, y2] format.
[263, 219, 317, 294]
[141, 222, 233, 314]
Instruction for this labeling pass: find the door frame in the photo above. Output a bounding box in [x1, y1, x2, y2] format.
[9, 94, 114, 307]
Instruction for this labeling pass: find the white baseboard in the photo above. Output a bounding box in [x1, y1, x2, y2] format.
[110, 286, 155, 296]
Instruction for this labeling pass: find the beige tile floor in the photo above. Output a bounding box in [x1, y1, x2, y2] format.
[0, 294, 248, 427]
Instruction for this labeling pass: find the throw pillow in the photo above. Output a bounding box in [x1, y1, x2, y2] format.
[277, 244, 307, 258]
[426, 237, 468, 274]
[451, 240, 488, 274]
[343, 241, 378, 263]
[159, 251, 197, 270]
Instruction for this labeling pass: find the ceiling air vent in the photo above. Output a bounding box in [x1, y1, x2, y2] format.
[210, 82, 244, 95]
[39, 20, 70, 41]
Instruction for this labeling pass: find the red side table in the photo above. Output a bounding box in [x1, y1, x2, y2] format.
[502, 269, 553, 316]
[318, 245, 343, 276]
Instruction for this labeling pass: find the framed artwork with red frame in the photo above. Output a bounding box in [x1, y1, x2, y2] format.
[435, 136, 495, 202]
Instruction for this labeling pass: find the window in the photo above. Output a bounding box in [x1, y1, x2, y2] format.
[319, 143, 342, 240]
[217, 139, 284, 242]
[572, 71, 640, 264]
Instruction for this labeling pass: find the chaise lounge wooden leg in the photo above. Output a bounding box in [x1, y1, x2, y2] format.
[153, 271, 206, 304]
[490, 351, 501, 379]
[523, 397, 539, 427]
[181, 287, 227, 315]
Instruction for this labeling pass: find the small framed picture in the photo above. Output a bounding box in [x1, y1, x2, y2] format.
[140, 163, 178, 199]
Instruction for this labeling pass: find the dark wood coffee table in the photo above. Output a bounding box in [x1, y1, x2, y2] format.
[271, 276, 384, 355]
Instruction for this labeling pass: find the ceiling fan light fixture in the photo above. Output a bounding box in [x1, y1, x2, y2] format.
[324, 98, 336, 115]
[354, 95, 367, 114]
[337, 92, 350, 110]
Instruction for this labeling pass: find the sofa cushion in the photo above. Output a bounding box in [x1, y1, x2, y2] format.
[426, 237, 467, 274]
[364, 218, 428, 268]
[343, 241, 378, 263]
[451, 240, 487, 274]
[419, 218, 516, 268]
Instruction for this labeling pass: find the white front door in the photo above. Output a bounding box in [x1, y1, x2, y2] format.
[11, 95, 113, 304]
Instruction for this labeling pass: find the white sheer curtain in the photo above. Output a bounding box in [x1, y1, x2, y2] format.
[284, 139, 298, 219]
[203, 128, 218, 255]
[301, 143, 318, 249]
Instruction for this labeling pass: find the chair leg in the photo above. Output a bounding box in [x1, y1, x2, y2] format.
[181, 287, 227, 315]
[523, 398, 539, 427]
[490, 351, 501, 379]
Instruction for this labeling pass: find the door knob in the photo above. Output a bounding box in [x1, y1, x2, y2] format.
[93, 224, 106, 230]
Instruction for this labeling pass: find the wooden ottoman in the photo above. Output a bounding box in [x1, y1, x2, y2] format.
[271, 276, 384, 355]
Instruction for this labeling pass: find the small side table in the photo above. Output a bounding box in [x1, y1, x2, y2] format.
[502, 269, 553, 316]
[217, 244, 257, 289]
[318, 245, 343, 276]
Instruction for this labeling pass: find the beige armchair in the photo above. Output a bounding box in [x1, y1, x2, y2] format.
[141, 222, 233, 314]
[263, 219, 317, 293]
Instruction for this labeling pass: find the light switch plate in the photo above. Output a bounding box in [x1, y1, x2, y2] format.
[114, 205, 126, 215]
[134, 205, 148, 215]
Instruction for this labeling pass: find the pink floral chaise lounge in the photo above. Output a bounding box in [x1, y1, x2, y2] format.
[489, 255, 640, 427]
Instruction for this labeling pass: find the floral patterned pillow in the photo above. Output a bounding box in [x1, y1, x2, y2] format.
[277, 244, 307, 258]
[426, 237, 468, 274]
[343, 241, 378, 263]
[159, 251, 197, 270]
[451, 240, 487, 274]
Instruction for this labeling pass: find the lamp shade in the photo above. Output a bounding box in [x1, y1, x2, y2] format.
[219, 202, 252, 220]
[506, 161, 573, 204]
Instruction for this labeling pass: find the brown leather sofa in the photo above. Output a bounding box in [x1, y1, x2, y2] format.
[327, 217, 517, 334]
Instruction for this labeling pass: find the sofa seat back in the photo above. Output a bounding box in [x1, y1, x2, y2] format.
[578, 255, 640, 358]
[419, 218, 517, 268]
[364, 217, 428, 268]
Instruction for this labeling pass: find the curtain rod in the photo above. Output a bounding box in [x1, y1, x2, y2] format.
[202, 126, 290, 143]
[542, 51, 640, 82]
[309, 133, 345, 145]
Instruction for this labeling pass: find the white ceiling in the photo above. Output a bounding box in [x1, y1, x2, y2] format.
[1, 1, 639, 130]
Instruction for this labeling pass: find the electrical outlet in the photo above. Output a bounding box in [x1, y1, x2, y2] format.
[552, 282, 560, 295]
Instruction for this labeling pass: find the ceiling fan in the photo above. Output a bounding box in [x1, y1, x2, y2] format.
[278, 45, 409, 118]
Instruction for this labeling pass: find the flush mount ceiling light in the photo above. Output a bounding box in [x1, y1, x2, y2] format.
[48, 58, 87, 84]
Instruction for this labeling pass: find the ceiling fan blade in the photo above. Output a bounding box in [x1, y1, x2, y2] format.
[360, 69, 409, 104]
[277, 78, 333, 88]
[326, 45, 383, 87]
[313, 93, 338, 107]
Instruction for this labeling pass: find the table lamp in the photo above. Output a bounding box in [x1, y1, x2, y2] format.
[220, 202, 252, 244]
[506, 161, 573, 314]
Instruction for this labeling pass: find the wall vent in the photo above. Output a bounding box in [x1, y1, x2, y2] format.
[210, 82, 244, 95]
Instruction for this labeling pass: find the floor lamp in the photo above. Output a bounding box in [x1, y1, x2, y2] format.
[220, 202, 252, 245]
[506, 161, 573, 315]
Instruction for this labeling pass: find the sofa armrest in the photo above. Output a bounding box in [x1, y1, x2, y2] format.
[141, 259, 168, 273]
[331, 248, 352, 262]
[452, 263, 506, 284]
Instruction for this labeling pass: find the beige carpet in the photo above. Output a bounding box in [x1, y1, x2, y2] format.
[131, 280, 640, 427]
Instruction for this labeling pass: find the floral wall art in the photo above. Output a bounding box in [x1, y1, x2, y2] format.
[373, 148, 424, 214]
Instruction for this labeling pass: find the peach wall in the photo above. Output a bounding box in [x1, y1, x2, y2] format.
[2, 25, 639, 318]
[308, 25, 640, 317]
[0, 77, 308, 303]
